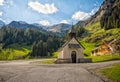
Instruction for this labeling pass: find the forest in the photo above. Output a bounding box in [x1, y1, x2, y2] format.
[0, 26, 64, 57]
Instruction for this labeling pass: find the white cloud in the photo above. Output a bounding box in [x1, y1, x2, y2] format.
[0, 0, 4, 5]
[72, 7, 99, 21]
[0, 11, 3, 16]
[72, 11, 89, 20]
[39, 20, 51, 26]
[28, 1, 58, 14]
[60, 20, 69, 24]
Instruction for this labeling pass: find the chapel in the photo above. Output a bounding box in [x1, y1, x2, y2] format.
[56, 26, 91, 63]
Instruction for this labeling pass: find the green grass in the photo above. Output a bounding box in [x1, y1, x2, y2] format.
[92, 55, 120, 62]
[80, 41, 95, 56]
[52, 52, 58, 58]
[83, 22, 120, 44]
[0, 44, 31, 60]
[39, 59, 55, 64]
[101, 64, 120, 82]
[85, 22, 101, 32]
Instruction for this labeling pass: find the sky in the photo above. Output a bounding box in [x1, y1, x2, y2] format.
[0, 0, 104, 26]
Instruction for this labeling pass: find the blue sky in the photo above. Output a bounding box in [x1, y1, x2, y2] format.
[0, 0, 103, 26]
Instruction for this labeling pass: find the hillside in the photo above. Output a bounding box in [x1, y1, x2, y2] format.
[75, 21, 120, 56]
[0, 26, 64, 60]
[76, 22, 120, 56]
[74, 0, 120, 56]
[76, 0, 120, 43]
[83, 22, 120, 43]
[0, 44, 31, 60]
[100, 0, 120, 29]
[77, 0, 120, 29]
[84, 0, 116, 26]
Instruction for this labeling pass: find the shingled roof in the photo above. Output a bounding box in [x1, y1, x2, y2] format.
[68, 43, 81, 48]
[58, 37, 85, 52]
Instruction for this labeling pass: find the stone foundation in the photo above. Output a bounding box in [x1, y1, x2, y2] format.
[55, 58, 72, 64]
[55, 58, 92, 64]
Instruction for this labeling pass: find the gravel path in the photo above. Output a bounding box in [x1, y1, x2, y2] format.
[0, 60, 120, 82]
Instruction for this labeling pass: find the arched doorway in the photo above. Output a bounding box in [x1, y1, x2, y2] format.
[71, 51, 77, 63]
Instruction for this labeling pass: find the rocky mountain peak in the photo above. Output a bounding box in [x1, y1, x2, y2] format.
[83, 0, 116, 26]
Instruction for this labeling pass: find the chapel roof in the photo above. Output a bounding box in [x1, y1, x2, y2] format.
[58, 37, 85, 52]
[58, 25, 85, 52]
[68, 43, 81, 48]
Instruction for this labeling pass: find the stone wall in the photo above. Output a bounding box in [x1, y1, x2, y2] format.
[55, 58, 72, 64]
[55, 58, 92, 64]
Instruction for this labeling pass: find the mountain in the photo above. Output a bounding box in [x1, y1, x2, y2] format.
[8, 21, 43, 29]
[32, 23, 42, 28]
[84, 0, 120, 29]
[48, 23, 71, 32]
[5, 21, 71, 37]
[8, 21, 28, 28]
[75, 0, 120, 43]
[100, 0, 120, 29]
[85, 0, 115, 26]
[32, 23, 48, 30]
[77, 0, 117, 27]
[0, 20, 5, 27]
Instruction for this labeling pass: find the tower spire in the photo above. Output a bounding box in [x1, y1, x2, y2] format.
[68, 25, 76, 40]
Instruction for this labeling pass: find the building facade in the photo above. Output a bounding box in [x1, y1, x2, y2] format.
[91, 39, 120, 56]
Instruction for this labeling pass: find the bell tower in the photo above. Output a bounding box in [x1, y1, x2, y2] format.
[68, 25, 76, 40]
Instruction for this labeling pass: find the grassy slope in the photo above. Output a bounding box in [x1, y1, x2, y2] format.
[83, 22, 120, 45]
[80, 41, 95, 56]
[92, 55, 120, 62]
[101, 64, 120, 82]
[78, 22, 120, 62]
[0, 44, 31, 60]
[80, 22, 119, 52]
